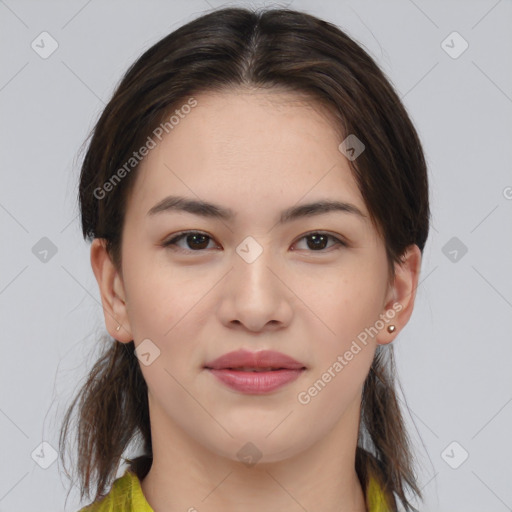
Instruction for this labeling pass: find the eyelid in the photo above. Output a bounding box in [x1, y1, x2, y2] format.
[162, 229, 348, 253]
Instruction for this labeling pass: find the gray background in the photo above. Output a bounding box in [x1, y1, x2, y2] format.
[1, 0, 511, 510]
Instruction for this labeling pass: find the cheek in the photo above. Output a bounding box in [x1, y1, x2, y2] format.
[294, 272, 383, 415]
[295, 343, 374, 439]
[296, 262, 388, 348]
[122, 251, 214, 387]
[122, 246, 206, 340]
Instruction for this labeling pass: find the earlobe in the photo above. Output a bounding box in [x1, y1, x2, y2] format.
[90, 238, 133, 343]
[376, 244, 422, 345]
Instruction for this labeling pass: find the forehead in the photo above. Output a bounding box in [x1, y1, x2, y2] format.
[125, 88, 367, 223]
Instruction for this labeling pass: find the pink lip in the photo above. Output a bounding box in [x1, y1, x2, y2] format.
[204, 349, 306, 394]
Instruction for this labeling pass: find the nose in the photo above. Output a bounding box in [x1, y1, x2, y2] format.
[216, 242, 293, 333]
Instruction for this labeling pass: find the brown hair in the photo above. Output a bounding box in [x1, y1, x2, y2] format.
[60, 6, 429, 511]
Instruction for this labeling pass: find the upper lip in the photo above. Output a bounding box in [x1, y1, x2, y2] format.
[204, 349, 306, 370]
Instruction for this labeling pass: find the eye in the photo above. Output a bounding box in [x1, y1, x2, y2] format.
[162, 230, 346, 253]
[292, 232, 347, 252]
[162, 231, 218, 252]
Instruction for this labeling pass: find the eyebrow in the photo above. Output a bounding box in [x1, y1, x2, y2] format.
[147, 195, 366, 224]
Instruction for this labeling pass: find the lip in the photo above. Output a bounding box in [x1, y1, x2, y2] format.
[204, 349, 306, 394]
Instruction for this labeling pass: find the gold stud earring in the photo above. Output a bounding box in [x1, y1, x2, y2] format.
[387, 325, 396, 333]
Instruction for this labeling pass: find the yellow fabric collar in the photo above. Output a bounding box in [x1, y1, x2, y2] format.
[80, 469, 393, 512]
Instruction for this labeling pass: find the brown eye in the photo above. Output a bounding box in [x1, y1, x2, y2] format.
[163, 231, 215, 251]
[306, 233, 329, 250]
[293, 232, 346, 252]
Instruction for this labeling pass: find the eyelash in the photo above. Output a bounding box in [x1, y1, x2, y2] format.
[161, 230, 347, 254]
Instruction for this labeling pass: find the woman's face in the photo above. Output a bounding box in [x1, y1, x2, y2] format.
[95, 88, 416, 464]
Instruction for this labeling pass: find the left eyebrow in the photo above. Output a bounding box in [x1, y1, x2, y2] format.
[146, 195, 367, 223]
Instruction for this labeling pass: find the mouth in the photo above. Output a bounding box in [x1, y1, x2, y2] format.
[204, 349, 306, 394]
[211, 366, 293, 372]
[204, 348, 305, 370]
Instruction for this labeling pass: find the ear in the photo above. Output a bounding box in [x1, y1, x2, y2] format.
[376, 244, 422, 345]
[90, 238, 133, 343]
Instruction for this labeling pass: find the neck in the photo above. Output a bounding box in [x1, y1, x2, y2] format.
[140, 399, 367, 512]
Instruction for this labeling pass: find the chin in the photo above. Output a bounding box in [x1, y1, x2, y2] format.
[201, 428, 313, 467]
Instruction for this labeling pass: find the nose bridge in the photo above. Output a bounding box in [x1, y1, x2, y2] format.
[233, 234, 277, 296]
[219, 234, 292, 331]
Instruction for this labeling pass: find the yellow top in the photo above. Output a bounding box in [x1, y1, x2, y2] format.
[79, 469, 393, 511]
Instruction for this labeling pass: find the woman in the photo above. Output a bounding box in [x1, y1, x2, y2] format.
[60, 6, 430, 511]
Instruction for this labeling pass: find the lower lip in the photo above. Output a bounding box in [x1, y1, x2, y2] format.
[207, 368, 304, 394]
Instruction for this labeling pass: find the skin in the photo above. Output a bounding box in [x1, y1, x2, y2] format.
[90, 88, 421, 512]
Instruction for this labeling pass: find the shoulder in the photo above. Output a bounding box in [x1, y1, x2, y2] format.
[77, 470, 153, 512]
